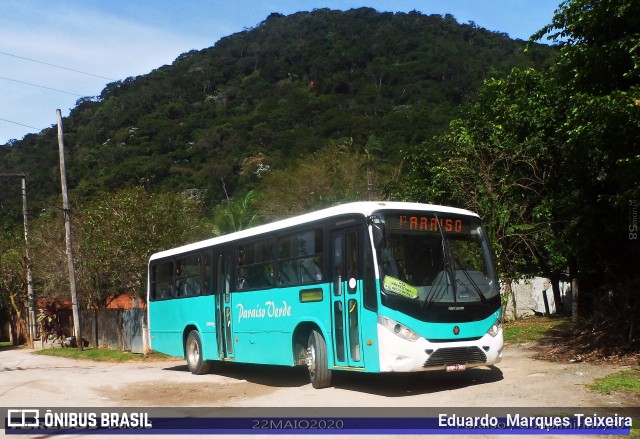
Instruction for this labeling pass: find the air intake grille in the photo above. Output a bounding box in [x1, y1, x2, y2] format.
[423, 346, 487, 368]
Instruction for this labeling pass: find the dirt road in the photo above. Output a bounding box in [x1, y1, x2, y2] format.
[0, 343, 635, 408]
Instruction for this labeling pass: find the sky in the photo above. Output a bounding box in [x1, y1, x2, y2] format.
[0, 0, 560, 145]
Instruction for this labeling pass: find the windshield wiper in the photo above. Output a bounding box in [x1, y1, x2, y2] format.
[422, 257, 450, 308]
[436, 213, 458, 302]
[423, 213, 456, 308]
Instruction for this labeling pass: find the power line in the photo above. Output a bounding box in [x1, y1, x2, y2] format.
[0, 50, 116, 81]
[0, 75, 84, 97]
[0, 117, 40, 130]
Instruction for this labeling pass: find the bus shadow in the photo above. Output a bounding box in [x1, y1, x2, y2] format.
[331, 366, 504, 397]
[163, 363, 310, 388]
[216, 363, 311, 388]
[163, 362, 503, 394]
[163, 364, 190, 372]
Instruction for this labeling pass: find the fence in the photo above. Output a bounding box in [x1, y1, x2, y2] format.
[80, 308, 147, 354]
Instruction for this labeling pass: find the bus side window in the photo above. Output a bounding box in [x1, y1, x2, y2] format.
[203, 252, 213, 295]
[333, 235, 343, 295]
[151, 261, 173, 301]
[278, 229, 323, 287]
[346, 231, 358, 281]
[237, 239, 275, 290]
[175, 255, 202, 297]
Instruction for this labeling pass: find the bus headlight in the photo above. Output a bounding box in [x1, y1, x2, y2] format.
[488, 318, 502, 337]
[379, 315, 419, 342]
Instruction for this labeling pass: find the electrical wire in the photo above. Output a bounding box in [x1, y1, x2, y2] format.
[0, 75, 84, 97]
[0, 51, 108, 137]
[0, 50, 116, 81]
[0, 51, 111, 138]
[0, 117, 40, 130]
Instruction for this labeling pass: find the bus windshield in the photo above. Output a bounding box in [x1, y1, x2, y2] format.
[376, 212, 499, 307]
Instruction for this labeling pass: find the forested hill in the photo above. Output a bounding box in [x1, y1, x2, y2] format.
[0, 8, 554, 212]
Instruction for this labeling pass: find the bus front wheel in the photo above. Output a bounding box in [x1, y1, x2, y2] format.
[186, 330, 211, 375]
[306, 329, 332, 389]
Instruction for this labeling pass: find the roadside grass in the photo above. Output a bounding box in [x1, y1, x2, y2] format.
[589, 367, 640, 438]
[33, 347, 175, 362]
[503, 315, 571, 343]
[589, 368, 640, 393]
[0, 341, 11, 348]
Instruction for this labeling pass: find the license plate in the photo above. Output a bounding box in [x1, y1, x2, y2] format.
[446, 364, 466, 372]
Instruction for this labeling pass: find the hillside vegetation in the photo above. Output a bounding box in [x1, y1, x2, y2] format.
[0, 8, 552, 215]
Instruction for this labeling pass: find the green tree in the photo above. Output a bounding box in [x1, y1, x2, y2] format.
[533, 0, 640, 94]
[30, 187, 217, 307]
[396, 68, 559, 317]
[532, 0, 640, 336]
[0, 235, 29, 345]
[214, 190, 261, 234]
[398, 0, 640, 339]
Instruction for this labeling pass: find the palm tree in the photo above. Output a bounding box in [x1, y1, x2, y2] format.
[214, 190, 260, 234]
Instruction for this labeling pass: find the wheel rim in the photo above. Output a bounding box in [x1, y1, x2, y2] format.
[188, 338, 199, 366]
[306, 345, 316, 377]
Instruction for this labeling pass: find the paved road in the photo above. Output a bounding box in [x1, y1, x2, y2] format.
[0, 344, 633, 408]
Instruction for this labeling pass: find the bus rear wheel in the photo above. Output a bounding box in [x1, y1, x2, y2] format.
[306, 329, 332, 389]
[186, 330, 211, 375]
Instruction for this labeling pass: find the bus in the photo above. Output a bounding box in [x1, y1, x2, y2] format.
[147, 201, 503, 388]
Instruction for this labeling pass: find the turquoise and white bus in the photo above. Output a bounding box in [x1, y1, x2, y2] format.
[147, 202, 503, 388]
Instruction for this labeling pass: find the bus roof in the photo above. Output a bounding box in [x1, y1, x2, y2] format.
[149, 201, 478, 261]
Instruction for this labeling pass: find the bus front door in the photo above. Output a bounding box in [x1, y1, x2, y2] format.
[330, 228, 365, 369]
[215, 253, 235, 359]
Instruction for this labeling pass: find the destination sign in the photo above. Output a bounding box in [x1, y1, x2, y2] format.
[388, 214, 469, 234]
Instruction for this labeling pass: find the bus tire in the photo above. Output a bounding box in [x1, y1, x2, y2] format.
[186, 330, 211, 375]
[306, 329, 332, 389]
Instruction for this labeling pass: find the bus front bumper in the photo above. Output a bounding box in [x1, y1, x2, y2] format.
[377, 324, 503, 373]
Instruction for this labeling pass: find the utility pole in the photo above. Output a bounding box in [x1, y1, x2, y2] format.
[0, 173, 36, 347]
[56, 109, 82, 350]
[20, 176, 36, 347]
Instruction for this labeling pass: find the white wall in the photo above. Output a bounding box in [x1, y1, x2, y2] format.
[502, 277, 571, 320]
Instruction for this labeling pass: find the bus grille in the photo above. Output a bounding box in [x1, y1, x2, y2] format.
[423, 346, 487, 368]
